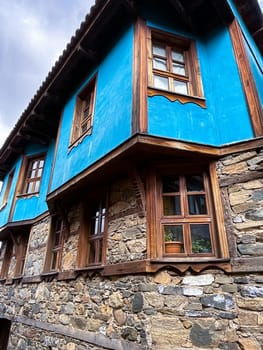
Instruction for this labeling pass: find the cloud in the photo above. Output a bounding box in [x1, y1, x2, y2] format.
[0, 0, 95, 147]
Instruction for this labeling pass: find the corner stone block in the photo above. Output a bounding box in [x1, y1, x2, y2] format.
[182, 274, 214, 286]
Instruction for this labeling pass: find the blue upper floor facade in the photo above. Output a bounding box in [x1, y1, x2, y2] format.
[0, 0, 262, 229]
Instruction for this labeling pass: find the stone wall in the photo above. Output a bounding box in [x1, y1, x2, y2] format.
[217, 149, 263, 261]
[24, 216, 50, 276]
[0, 149, 263, 349]
[0, 270, 263, 349]
[107, 176, 147, 264]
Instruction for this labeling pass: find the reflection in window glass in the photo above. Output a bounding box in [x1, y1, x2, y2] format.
[191, 224, 212, 253]
[186, 175, 204, 192]
[162, 176, 180, 193]
[154, 75, 169, 90]
[174, 80, 188, 94]
[164, 225, 184, 253]
[188, 195, 207, 215]
[163, 196, 181, 215]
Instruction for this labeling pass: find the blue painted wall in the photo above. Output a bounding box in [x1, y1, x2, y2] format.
[50, 25, 134, 192]
[12, 142, 55, 222]
[0, 141, 55, 226]
[147, 19, 254, 145]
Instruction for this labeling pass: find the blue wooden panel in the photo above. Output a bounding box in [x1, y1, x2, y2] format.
[11, 142, 55, 222]
[147, 20, 254, 145]
[50, 26, 134, 192]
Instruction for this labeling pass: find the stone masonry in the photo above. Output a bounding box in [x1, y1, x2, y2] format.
[0, 149, 262, 349]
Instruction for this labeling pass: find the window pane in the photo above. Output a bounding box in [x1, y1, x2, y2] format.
[30, 169, 37, 179]
[188, 195, 207, 215]
[163, 196, 181, 215]
[37, 168, 43, 177]
[26, 182, 34, 194]
[191, 224, 212, 253]
[153, 57, 167, 71]
[174, 80, 188, 94]
[32, 161, 38, 170]
[154, 75, 169, 90]
[172, 50, 184, 62]
[172, 63, 185, 76]
[162, 176, 180, 193]
[186, 175, 204, 191]
[39, 160, 44, 168]
[34, 181, 40, 193]
[164, 225, 184, 253]
[51, 252, 58, 270]
[153, 44, 166, 57]
[88, 241, 95, 264]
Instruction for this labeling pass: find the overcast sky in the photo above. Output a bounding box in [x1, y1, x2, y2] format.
[0, 0, 95, 147]
[0, 0, 262, 148]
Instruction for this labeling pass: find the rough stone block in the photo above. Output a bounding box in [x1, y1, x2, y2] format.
[201, 294, 234, 311]
[182, 274, 214, 286]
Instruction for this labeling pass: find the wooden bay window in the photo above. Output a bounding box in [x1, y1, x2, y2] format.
[146, 161, 229, 263]
[77, 199, 107, 268]
[44, 216, 64, 272]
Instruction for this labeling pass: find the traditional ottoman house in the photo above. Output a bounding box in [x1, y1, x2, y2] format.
[0, 0, 262, 348]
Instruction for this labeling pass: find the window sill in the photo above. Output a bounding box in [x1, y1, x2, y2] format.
[148, 87, 206, 108]
[75, 265, 103, 272]
[0, 202, 7, 211]
[17, 192, 40, 199]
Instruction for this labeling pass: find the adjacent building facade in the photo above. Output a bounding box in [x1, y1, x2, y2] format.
[0, 0, 262, 349]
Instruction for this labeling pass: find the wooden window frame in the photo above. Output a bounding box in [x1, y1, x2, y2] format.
[22, 155, 45, 196]
[70, 75, 97, 146]
[77, 199, 107, 269]
[146, 161, 229, 263]
[147, 28, 205, 108]
[13, 233, 29, 277]
[1, 169, 14, 209]
[44, 216, 64, 272]
[0, 240, 13, 279]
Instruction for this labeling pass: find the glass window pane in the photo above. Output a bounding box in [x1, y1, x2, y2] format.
[191, 224, 212, 253]
[186, 175, 204, 191]
[30, 169, 37, 179]
[164, 225, 184, 253]
[32, 161, 38, 170]
[154, 75, 169, 90]
[163, 196, 181, 215]
[162, 176, 180, 193]
[188, 195, 207, 215]
[37, 168, 43, 177]
[34, 181, 40, 193]
[51, 252, 58, 270]
[153, 44, 166, 57]
[172, 63, 185, 76]
[172, 50, 184, 62]
[27, 182, 34, 194]
[88, 241, 95, 264]
[174, 80, 188, 94]
[153, 57, 167, 71]
[39, 160, 44, 168]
